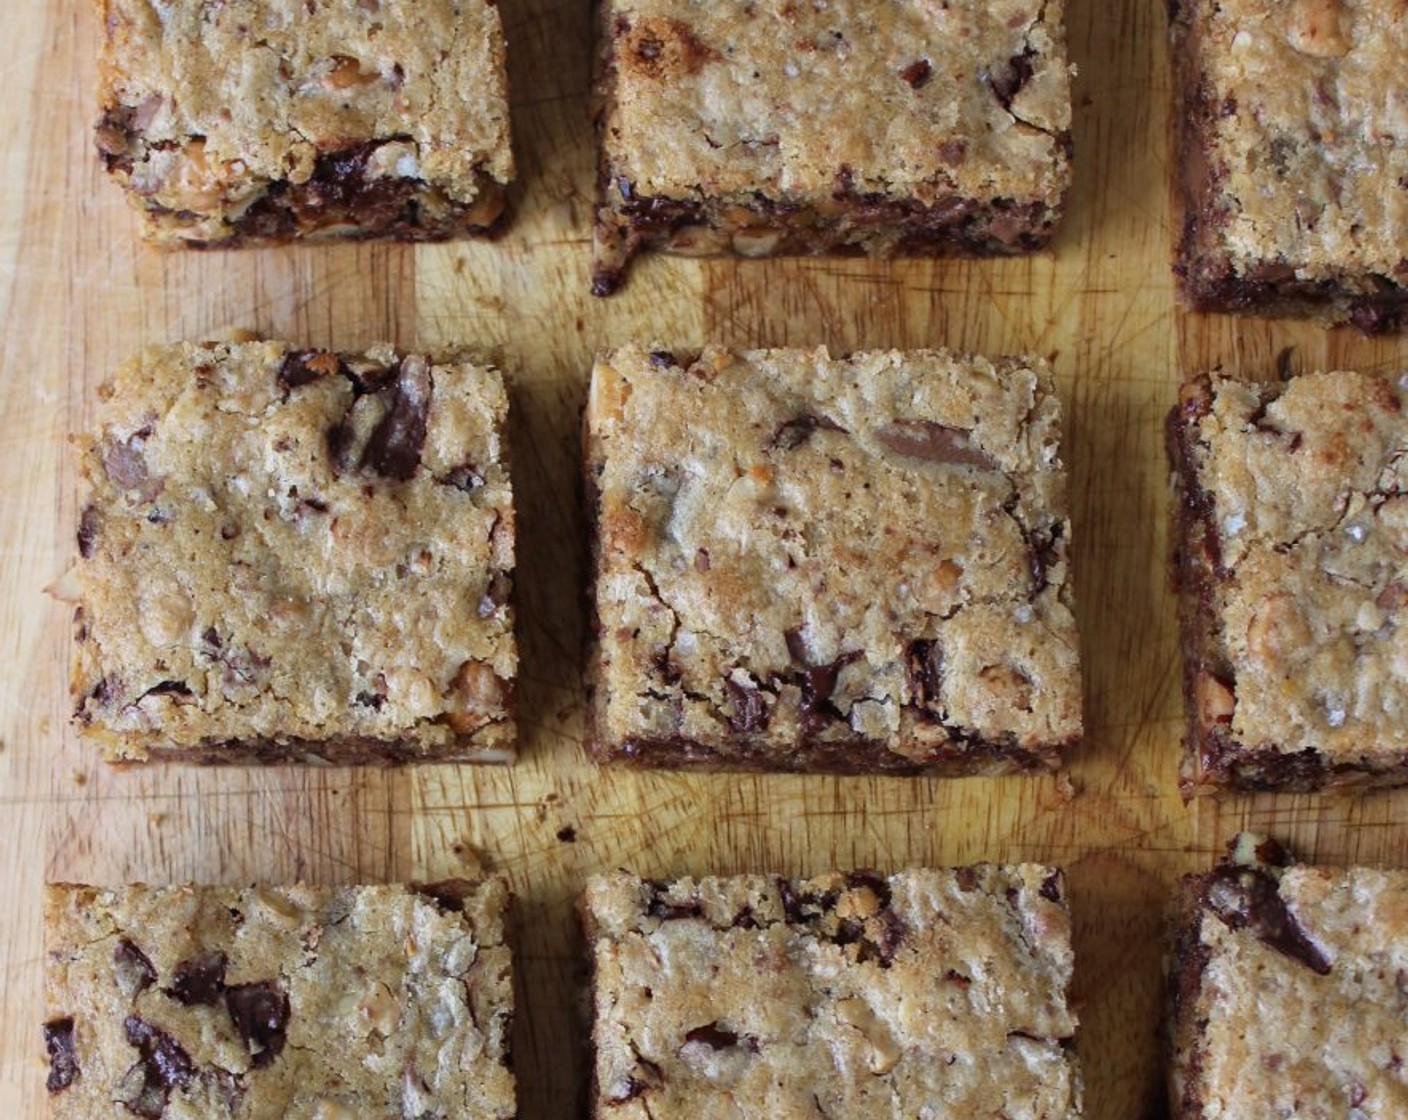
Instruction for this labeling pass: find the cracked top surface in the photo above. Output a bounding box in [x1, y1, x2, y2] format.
[1184, 370, 1408, 758]
[1174, 843, 1408, 1119]
[72, 340, 516, 762]
[586, 344, 1081, 767]
[583, 868, 1080, 1119]
[44, 880, 515, 1119]
[599, 0, 1072, 205]
[1176, 0, 1408, 280]
[97, 0, 513, 210]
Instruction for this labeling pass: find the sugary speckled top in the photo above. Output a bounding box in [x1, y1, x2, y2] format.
[601, 0, 1073, 206]
[73, 340, 516, 762]
[587, 344, 1081, 767]
[98, 0, 513, 214]
[1178, 856, 1408, 1118]
[1181, 0, 1408, 279]
[584, 868, 1081, 1119]
[1191, 370, 1408, 758]
[44, 880, 515, 1119]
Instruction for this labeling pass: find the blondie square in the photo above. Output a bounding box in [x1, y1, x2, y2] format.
[582, 868, 1081, 1118]
[72, 340, 516, 763]
[44, 880, 515, 1118]
[96, 0, 514, 246]
[1169, 835, 1408, 1118]
[1170, 370, 1408, 792]
[591, 0, 1074, 293]
[1169, 0, 1408, 330]
[585, 344, 1081, 773]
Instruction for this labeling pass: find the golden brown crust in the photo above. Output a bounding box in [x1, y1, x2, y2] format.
[43, 880, 516, 1118]
[1169, 837, 1408, 1117]
[585, 344, 1081, 773]
[96, 0, 514, 245]
[1170, 0, 1408, 329]
[1171, 370, 1408, 793]
[72, 341, 517, 764]
[582, 868, 1081, 1118]
[592, 0, 1073, 291]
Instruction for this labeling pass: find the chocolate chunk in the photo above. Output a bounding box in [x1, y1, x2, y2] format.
[854, 913, 905, 966]
[899, 59, 933, 88]
[166, 951, 227, 1006]
[984, 47, 1037, 111]
[955, 866, 982, 891]
[646, 882, 705, 921]
[78, 505, 101, 558]
[440, 463, 485, 491]
[113, 939, 157, 997]
[771, 413, 846, 451]
[610, 1055, 664, 1103]
[135, 680, 194, 704]
[832, 908, 907, 967]
[648, 350, 677, 368]
[796, 652, 862, 734]
[225, 983, 290, 1068]
[1040, 870, 1064, 903]
[906, 639, 943, 708]
[273, 140, 417, 229]
[121, 1016, 194, 1117]
[360, 356, 432, 480]
[44, 1017, 79, 1093]
[103, 432, 153, 491]
[724, 676, 769, 733]
[1028, 523, 1065, 593]
[876, 421, 999, 470]
[278, 349, 343, 391]
[414, 881, 470, 913]
[1205, 865, 1331, 975]
[683, 1023, 758, 1052]
[778, 878, 804, 923]
[478, 572, 511, 618]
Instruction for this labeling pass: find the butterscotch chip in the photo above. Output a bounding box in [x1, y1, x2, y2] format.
[72, 340, 517, 764]
[584, 344, 1082, 774]
[96, 0, 514, 246]
[43, 880, 516, 1117]
[582, 867, 1082, 1117]
[1170, 369, 1408, 793]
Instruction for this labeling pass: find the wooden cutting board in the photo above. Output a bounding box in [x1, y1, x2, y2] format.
[5, 0, 1408, 1116]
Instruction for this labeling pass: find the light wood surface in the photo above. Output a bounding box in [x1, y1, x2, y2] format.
[4, 1, 1408, 1116]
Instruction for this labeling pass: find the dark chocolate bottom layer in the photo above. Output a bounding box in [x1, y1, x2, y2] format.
[116, 141, 508, 247]
[591, 187, 1063, 296]
[109, 733, 515, 766]
[587, 732, 1062, 776]
[1177, 243, 1408, 335]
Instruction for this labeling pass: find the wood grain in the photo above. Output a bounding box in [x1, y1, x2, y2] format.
[3, 0, 1408, 1116]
